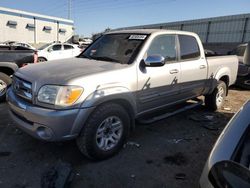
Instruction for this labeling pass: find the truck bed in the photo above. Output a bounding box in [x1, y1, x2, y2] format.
[206, 55, 238, 86]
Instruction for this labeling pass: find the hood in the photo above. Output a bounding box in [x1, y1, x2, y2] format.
[15, 57, 128, 85]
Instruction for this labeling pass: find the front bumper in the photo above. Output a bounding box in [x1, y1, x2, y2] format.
[7, 88, 95, 141]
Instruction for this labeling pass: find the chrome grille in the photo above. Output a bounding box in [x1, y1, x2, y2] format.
[12, 76, 32, 101]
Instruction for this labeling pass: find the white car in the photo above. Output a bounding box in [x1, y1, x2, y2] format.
[37, 43, 82, 62]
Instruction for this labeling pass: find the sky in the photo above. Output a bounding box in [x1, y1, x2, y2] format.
[0, 0, 250, 37]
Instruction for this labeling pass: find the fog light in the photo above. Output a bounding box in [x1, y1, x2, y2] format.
[36, 127, 53, 140]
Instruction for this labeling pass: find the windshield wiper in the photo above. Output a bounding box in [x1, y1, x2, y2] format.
[92, 56, 119, 63]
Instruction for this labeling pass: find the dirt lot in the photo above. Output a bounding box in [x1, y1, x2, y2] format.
[0, 87, 249, 188]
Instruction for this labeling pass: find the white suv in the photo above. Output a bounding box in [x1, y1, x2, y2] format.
[37, 43, 82, 62]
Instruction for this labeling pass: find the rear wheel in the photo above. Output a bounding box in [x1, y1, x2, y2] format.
[0, 73, 11, 102]
[205, 81, 227, 111]
[76, 103, 130, 160]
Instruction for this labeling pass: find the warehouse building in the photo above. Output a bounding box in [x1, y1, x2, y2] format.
[114, 13, 250, 53]
[0, 7, 74, 44]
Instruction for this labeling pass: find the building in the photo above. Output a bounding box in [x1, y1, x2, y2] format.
[115, 13, 250, 46]
[0, 7, 74, 44]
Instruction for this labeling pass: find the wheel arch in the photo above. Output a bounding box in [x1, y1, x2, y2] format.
[38, 57, 47, 61]
[0, 62, 18, 76]
[81, 94, 137, 132]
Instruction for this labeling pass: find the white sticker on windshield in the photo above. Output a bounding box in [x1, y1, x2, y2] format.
[129, 35, 147, 40]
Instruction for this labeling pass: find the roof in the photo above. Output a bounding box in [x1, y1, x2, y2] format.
[0, 6, 73, 24]
[107, 29, 196, 35]
[115, 13, 250, 31]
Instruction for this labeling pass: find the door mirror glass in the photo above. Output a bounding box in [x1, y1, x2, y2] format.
[144, 55, 165, 67]
[208, 160, 250, 188]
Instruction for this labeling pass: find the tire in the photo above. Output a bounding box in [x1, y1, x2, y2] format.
[76, 103, 130, 160]
[205, 81, 227, 111]
[38, 57, 47, 62]
[0, 73, 11, 102]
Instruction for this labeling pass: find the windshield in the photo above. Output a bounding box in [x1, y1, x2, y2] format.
[79, 33, 148, 64]
[38, 43, 51, 50]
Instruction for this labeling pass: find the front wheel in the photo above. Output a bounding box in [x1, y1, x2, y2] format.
[76, 103, 130, 160]
[205, 81, 227, 111]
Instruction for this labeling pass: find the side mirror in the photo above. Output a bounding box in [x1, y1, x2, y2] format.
[144, 55, 165, 67]
[48, 48, 53, 52]
[208, 160, 250, 188]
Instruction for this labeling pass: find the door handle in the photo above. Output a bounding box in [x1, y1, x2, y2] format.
[199, 65, 206, 69]
[169, 69, 179, 74]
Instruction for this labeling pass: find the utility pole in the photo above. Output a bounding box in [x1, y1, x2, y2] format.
[68, 0, 72, 19]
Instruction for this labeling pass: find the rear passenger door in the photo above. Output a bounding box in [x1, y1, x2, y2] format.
[178, 35, 207, 99]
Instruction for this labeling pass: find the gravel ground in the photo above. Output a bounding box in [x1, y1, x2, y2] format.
[0, 87, 249, 188]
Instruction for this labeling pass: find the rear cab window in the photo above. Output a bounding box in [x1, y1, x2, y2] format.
[178, 35, 200, 61]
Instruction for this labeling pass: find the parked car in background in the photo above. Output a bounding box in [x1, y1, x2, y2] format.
[80, 38, 93, 45]
[14, 42, 36, 50]
[0, 45, 36, 101]
[0, 41, 36, 50]
[229, 42, 250, 89]
[1, 41, 16, 46]
[37, 43, 82, 62]
[7, 29, 238, 160]
[200, 100, 250, 188]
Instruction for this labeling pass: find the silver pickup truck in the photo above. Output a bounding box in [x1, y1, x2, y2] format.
[7, 29, 238, 160]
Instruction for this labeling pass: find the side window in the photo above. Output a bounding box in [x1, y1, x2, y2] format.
[51, 44, 62, 51]
[64, 45, 74, 50]
[179, 35, 200, 60]
[147, 35, 177, 62]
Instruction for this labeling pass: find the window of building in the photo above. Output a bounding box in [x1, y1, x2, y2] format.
[59, 28, 66, 33]
[179, 35, 200, 60]
[26, 23, 36, 30]
[43, 26, 52, 33]
[7, 20, 17, 28]
[147, 35, 177, 62]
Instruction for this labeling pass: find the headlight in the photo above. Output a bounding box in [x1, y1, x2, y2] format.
[38, 85, 83, 106]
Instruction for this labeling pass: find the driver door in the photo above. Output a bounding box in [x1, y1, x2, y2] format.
[137, 34, 181, 113]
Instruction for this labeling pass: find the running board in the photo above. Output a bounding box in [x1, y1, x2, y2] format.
[137, 99, 203, 124]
